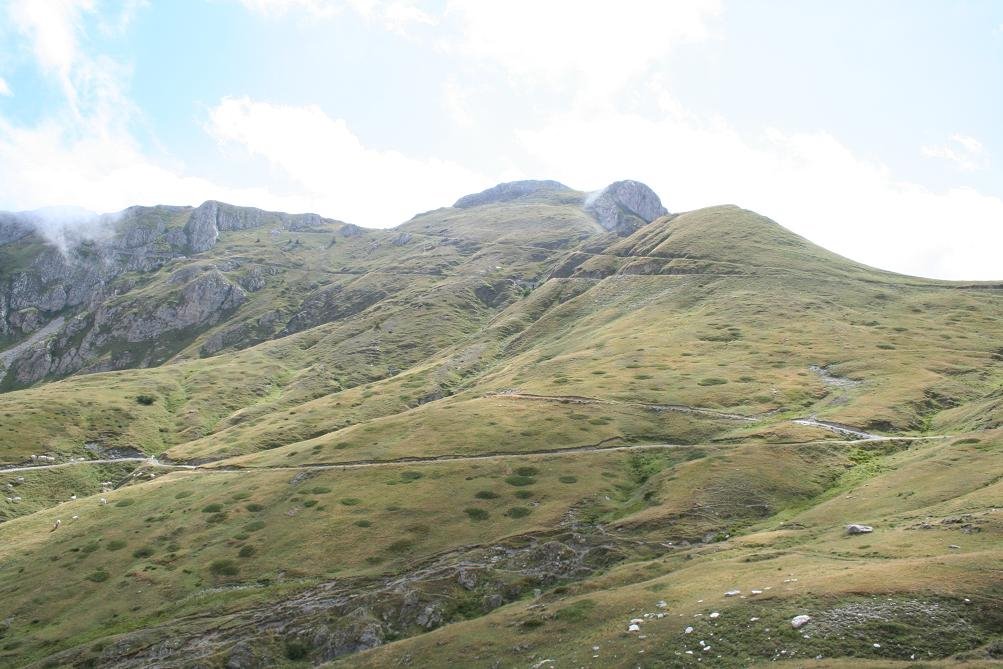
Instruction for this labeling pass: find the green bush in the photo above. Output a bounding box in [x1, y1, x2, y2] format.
[114, 499, 134, 507]
[400, 471, 423, 480]
[135, 395, 155, 406]
[201, 503, 223, 513]
[515, 466, 539, 477]
[506, 507, 531, 518]
[558, 475, 577, 483]
[354, 520, 372, 527]
[514, 490, 533, 499]
[285, 639, 309, 661]
[174, 491, 192, 499]
[303, 499, 318, 507]
[105, 540, 126, 552]
[209, 560, 239, 576]
[698, 378, 728, 386]
[340, 498, 362, 506]
[238, 546, 256, 558]
[87, 570, 110, 583]
[505, 475, 535, 487]
[132, 547, 153, 559]
[464, 508, 489, 521]
[310, 486, 332, 494]
[474, 490, 499, 499]
[245, 503, 264, 512]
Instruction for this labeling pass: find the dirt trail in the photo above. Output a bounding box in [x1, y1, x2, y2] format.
[172, 435, 944, 474]
[0, 456, 200, 474]
[488, 391, 759, 422]
[791, 416, 886, 441]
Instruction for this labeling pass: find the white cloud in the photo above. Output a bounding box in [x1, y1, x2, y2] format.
[0, 114, 298, 214]
[517, 100, 1003, 280]
[6, 0, 94, 109]
[0, 77, 11, 96]
[921, 133, 988, 171]
[441, 76, 473, 128]
[0, 0, 304, 216]
[205, 96, 485, 225]
[445, 0, 721, 94]
[238, 0, 434, 33]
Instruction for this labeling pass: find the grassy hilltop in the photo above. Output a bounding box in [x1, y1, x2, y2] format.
[0, 182, 1000, 668]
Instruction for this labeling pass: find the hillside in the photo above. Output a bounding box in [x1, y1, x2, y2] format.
[0, 180, 1000, 668]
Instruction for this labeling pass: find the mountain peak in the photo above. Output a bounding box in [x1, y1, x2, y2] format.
[453, 180, 573, 208]
[584, 179, 668, 235]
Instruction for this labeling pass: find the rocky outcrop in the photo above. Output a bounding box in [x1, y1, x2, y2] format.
[584, 180, 668, 235]
[184, 201, 347, 253]
[453, 180, 573, 208]
[0, 201, 356, 388]
[1, 268, 248, 386]
[40, 527, 634, 668]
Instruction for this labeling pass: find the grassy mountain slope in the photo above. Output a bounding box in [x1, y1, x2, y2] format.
[0, 189, 1000, 668]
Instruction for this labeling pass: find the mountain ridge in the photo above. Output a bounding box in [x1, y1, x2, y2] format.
[0, 179, 1000, 668]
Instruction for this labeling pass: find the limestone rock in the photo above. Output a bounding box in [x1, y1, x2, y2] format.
[846, 524, 874, 535]
[584, 180, 668, 235]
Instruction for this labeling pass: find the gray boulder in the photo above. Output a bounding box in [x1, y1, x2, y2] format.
[584, 180, 668, 235]
[846, 524, 874, 535]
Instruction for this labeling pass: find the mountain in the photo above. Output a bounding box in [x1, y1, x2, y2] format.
[0, 181, 1000, 668]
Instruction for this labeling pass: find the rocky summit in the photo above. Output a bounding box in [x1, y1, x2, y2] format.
[0, 182, 1000, 669]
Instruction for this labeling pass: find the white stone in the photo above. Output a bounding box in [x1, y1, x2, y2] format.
[628, 624, 640, 632]
[791, 615, 812, 629]
[709, 612, 720, 619]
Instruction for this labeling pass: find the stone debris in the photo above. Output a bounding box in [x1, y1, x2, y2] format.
[724, 590, 741, 597]
[846, 524, 874, 534]
[627, 623, 640, 632]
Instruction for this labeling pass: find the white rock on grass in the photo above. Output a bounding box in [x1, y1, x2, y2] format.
[791, 615, 812, 629]
[709, 612, 720, 619]
[628, 623, 640, 632]
[846, 524, 873, 534]
[724, 590, 741, 597]
[685, 626, 694, 634]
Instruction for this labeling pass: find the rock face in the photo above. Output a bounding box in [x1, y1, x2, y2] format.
[453, 180, 573, 208]
[184, 201, 344, 253]
[584, 180, 668, 235]
[0, 201, 349, 388]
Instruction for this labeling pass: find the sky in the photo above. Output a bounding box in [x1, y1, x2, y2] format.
[0, 1, 1001, 280]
